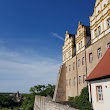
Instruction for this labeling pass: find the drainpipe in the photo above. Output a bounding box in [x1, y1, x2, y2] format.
[76, 54, 79, 96]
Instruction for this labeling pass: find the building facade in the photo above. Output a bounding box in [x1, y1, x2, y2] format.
[53, 0, 110, 102]
[86, 48, 110, 110]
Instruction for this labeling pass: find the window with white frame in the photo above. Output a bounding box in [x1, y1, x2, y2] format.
[107, 42, 110, 48]
[79, 76, 81, 84]
[96, 86, 103, 101]
[82, 57, 85, 65]
[107, 18, 110, 28]
[89, 53, 93, 63]
[97, 48, 102, 58]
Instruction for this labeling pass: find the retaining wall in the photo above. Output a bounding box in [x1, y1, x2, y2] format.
[34, 96, 77, 110]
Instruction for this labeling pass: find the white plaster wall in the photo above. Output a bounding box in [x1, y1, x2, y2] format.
[89, 78, 110, 110]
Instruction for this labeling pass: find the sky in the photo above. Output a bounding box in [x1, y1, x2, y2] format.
[0, 0, 95, 93]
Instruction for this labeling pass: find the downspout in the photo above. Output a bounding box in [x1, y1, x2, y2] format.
[76, 53, 79, 96]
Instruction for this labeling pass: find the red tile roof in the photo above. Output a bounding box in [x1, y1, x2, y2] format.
[86, 48, 110, 81]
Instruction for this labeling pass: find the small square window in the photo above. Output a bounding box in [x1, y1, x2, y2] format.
[96, 86, 103, 101]
[97, 48, 102, 59]
[89, 53, 93, 63]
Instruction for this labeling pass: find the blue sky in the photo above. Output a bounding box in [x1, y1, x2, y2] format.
[0, 0, 95, 93]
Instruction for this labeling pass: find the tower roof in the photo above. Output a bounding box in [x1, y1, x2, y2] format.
[86, 48, 110, 81]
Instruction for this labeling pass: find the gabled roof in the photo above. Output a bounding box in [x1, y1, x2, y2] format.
[86, 48, 110, 81]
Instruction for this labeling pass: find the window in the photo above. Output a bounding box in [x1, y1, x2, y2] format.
[94, 29, 97, 37]
[69, 79, 71, 86]
[66, 80, 68, 86]
[82, 57, 85, 65]
[68, 51, 71, 57]
[107, 18, 110, 28]
[96, 86, 103, 101]
[64, 54, 66, 60]
[81, 41, 82, 48]
[79, 76, 81, 84]
[83, 75, 86, 83]
[89, 53, 93, 63]
[79, 43, 80, 49]
[98, 26, 101, 35]
[107, 42, 110, 48]
[97, 48, 102, 58]
[66, 67, 67, 73]
[69, 65, 71, 71]
[78, 59, 80, 67]
[73, 62, 75, 70]
[74, 77, 76, 86]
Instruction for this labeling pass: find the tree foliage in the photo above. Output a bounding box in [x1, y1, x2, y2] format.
[68, 86, 92, 110]
[0, 93, 21, 108]
[21, 84, 55, 110]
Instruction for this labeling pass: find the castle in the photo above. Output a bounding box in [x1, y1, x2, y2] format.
[53, 0, 110, 102]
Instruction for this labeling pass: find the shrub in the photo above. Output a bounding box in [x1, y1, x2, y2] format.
[68, 86, 92, 110]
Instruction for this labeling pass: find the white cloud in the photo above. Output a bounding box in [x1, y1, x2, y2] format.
[0, 48, 61, 93]
[51, 33, 64, 41]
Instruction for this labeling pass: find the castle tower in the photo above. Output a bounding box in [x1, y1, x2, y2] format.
[90, 0, 110, 44]
[75, 22, 91, 54]
[62, 31, 75, 63]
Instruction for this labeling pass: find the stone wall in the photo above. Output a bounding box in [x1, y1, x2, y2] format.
[34, 96, 77, 110]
